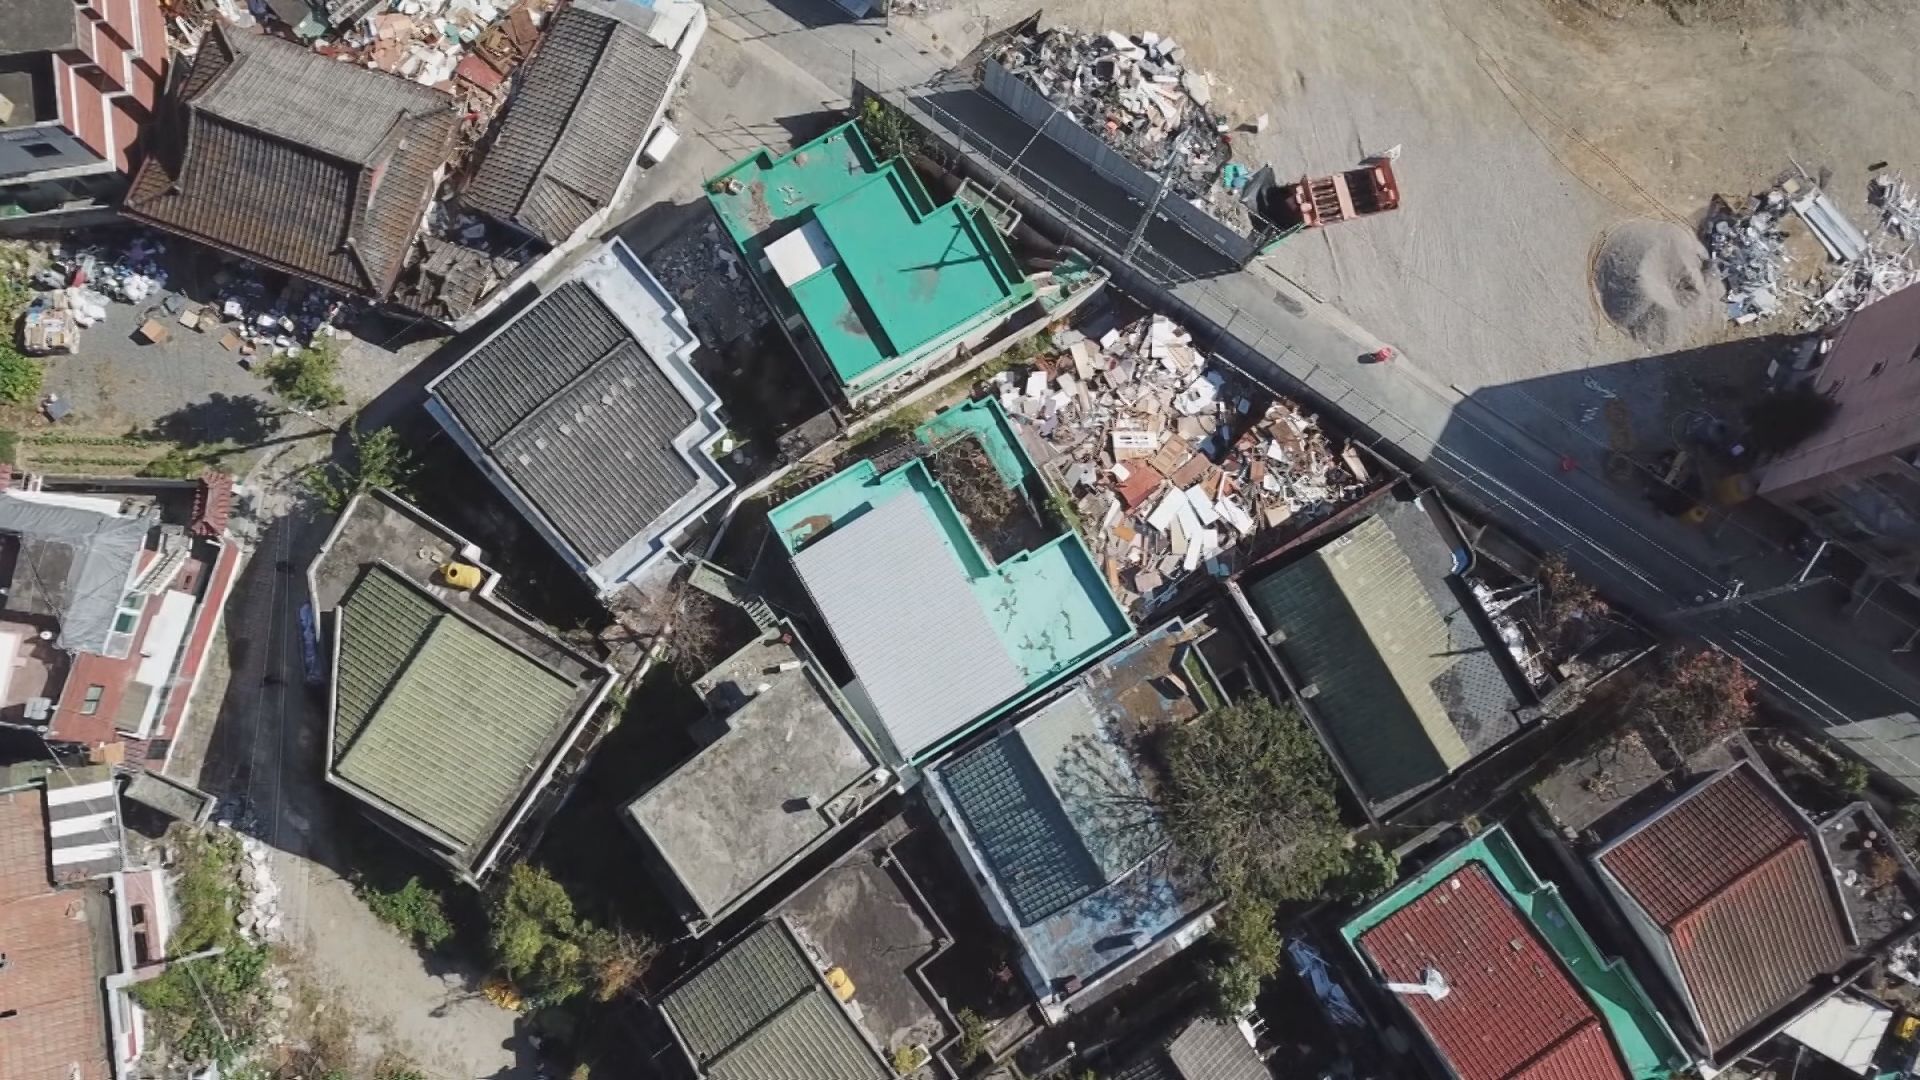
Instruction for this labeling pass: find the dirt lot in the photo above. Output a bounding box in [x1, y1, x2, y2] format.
[910, 0, 1920, 459]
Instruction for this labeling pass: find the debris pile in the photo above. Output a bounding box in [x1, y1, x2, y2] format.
[997, 311, 1378, 614]
[1594, 219, 1718, 347]
[1705, 172, 1920, 329]
[1704, 192, 1790, 325]
[41, 232, 355, 357]
[993, 27, 1248, 230]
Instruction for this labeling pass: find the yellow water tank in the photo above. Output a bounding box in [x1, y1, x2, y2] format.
[439, 562, 483, 589]
[824, 966, 856, 1002]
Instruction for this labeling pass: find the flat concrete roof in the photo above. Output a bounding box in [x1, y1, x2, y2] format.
[626, 630, 884, 922]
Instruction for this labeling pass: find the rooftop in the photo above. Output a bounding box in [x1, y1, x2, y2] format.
[1760, 280, 1920, 495]
[1239, 491, 1528, 815]
[1594, 762, 1858, 1060]
[0, 490, 153, 656]
[123, 25, 456, 299]
[624, 627, 889, 927]
[460, 3, 681, 245]
[767, 399, 1131, 765]
[926, 620, 1215, 1011]
[310, 490, 612, 880]
[658, 918, 890, 1080]
[778, 816, 952, 1062]
[707, 121, 1034, 393]
[0, 784, 114, 1080]
[427, 239, 732, 593]
[1113, 1017, 1269, 1080]
[1343, 826, 1684, 1080]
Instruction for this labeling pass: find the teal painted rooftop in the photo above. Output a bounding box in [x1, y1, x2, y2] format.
[768, 399, 1132, 762]
[707, 121, 1034, 391]
[1342, 827, 1686, 1080]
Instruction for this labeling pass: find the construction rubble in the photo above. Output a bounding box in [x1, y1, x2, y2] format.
[1706, 171, 1920, 330]
[36, 232, 355, 358]
[992, 26, 1250, 231]
[998, 311, 1381, 615]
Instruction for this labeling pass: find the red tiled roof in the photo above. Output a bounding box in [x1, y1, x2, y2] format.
[191, 470, 233, 538]
[1598, 764, 1854, 1053]
[1357, 862, 1629, 1080]
[0, 788, 113, 1080]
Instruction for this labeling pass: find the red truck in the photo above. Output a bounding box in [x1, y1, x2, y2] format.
[1259, 159, 1402, 231]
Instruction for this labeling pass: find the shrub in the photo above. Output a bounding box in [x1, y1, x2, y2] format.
[486, 865, 656, 1008]
[953, 1007, 991, 1066]
[1835, 759, 1872, 796]
[261, 339, 346, 410]
[0, 346, 42, 405]
[361, 877, 454, 950]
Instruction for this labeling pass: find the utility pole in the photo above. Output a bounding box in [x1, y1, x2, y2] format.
[1671, 575, 1833, 618]
[1123, 126, 1191, 263]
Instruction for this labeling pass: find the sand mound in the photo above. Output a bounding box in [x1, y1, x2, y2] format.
[1593, 219, 1721, 348]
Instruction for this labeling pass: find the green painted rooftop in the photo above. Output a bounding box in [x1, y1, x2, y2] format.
[331, 564, 589, 862]
[1341, 827, 1686, 1080]
[707, 121, 1034, 390]
[767, 400, 1131, 762]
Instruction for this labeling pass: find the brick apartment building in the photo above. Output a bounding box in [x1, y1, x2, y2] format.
[0, 0, 168, 226]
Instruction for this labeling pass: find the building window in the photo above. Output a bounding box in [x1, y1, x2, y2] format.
[79, 685, 104, 715]
[20, 142, 59, 159]
[112, 610, 138, 634]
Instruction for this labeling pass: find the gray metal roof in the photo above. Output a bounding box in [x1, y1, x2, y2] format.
[661, 921, 886, 1080]
[431, 280, 699, 564]
[1166, 1018, 1269, 1080]
[1243, 499, 1520, 810]
[0, 494, 151, 655]
[790, 492, 1025, 761]
[462, 5, 679, 244]
[939, 723, 1105, 925]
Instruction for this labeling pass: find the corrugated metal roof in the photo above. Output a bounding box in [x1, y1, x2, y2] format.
[661, 921, 886, 1080]
[1164, 1018, 1269, 1080]
[462, 6, 678, 244]
[432, 281, 701, 564]
[331, 565, 583, 855]
[1599, 764, 1854, 1053]
[1356, 862, 1629, 1080]
[1243, 515, 1471, 805]
[791, 492, 1025, 760]
[123, 26, 455, 298]
[708, 991, 887, 1080]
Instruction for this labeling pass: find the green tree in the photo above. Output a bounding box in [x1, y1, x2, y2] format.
[304, 426, 417, 512]
[1200, 897, 1282, 1018]
[1160, 697, 1350, 902]
[486, 865, 656, 1007]
[952, 1007, 991, 1066]
[261, 339, 346, 410]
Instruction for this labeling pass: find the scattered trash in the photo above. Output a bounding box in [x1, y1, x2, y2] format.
[1705, 173, 1920, 330]
[992, 26, 1250, 230]
[996, 309, 1380, 615]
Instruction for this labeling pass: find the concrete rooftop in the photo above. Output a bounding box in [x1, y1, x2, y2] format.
[625, 627, 889, 926]
[707, 121, 1033, 392]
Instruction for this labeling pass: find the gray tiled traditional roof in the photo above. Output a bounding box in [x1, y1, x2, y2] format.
[123, 26, 456, 298]
[790, 493, 1025, 760]
[1112, 1019, 1268, 1080]
[331, 564, 583, 858]
[430, 281, 698, 563]
[462, 5, 679, 244]
[1244, 500, 1521, 810]
[661, 921, 887, 1080]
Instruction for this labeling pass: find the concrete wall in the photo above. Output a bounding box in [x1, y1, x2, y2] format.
[979, 60, 1255, 265]
[0, 124, 104, 179]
